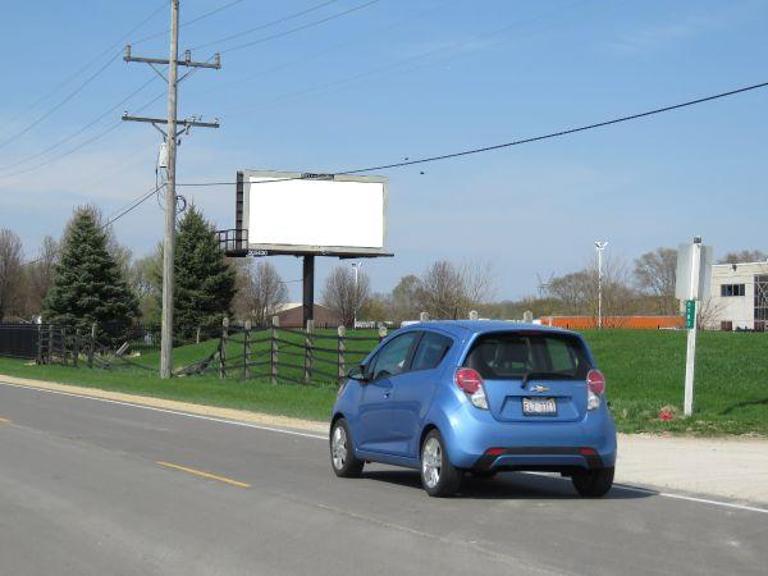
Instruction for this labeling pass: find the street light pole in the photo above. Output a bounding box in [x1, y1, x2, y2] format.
[594, 241, 609, 330]
[351, 262, 362, 328]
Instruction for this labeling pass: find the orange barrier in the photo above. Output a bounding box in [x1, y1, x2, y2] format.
[537, 315, 684, 330]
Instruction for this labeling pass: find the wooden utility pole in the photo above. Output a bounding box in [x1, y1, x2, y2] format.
[122, 0, 221, 378]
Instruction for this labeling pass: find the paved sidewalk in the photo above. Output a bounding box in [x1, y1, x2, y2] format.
[2, 374, 767, 505]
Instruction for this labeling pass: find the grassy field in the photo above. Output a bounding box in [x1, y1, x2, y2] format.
[0, 329, 765, 435]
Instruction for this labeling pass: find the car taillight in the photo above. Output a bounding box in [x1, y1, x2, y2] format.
[456, 368, 488, 410]
[586, 369, 605, 411]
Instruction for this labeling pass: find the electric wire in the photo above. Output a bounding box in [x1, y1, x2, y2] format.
[0, 90, 166, 180]
[215, 0, 381, 55]
[0, 1, 166, 148]
[0, 75, 159, 173]
[191, 0, 342, 51]
[175, 79, 768, 187]
[230, 0, 584, 115]
[132, 0, 249, 45]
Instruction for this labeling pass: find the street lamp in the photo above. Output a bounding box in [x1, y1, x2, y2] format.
[594, 241, 609, 330]
[351, 261, 363, 328]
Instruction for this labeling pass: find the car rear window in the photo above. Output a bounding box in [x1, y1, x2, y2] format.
[463, 332, 591, 380]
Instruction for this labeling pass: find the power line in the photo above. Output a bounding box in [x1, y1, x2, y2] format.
[25, 183, 165, 267]
[0, 2, 166, 147]
[133, 0, 249, 45]
[192, 0, 342, 51]
[216, 0, 381, 55]
[0, 53, 121, 152]
[104, 184, 165, 228]
[0, 90, 166, 180]
[175, 79, 768, 187]
[221, 0, 583, 116]
[0, 76, 158, 173]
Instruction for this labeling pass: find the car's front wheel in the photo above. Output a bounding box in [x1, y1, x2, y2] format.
[330, 418, 364, 478]
[420, 429, 462, 497]
[571, 467, 614, 497]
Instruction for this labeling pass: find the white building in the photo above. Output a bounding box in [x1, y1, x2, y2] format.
[702, 261, 768, 331]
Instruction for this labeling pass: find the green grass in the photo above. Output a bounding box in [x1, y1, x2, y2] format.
[582, 330, 768, 435]
[1, 329, 765, 435]
[0, 357, 338, 422]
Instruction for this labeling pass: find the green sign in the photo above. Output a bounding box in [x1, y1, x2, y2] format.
[685, 299, 696, 329]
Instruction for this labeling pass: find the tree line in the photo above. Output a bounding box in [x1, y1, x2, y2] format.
[1, 209, 765, 334]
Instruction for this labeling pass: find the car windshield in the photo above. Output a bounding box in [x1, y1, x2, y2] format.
[463, 331, 591, 380]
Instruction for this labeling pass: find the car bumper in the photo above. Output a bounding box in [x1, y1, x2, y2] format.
[439, 404, 617, 471]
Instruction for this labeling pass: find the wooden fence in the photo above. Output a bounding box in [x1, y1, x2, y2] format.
[216, 317, 387, 385]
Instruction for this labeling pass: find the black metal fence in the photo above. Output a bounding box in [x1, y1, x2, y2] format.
[0, 324, 43, 359]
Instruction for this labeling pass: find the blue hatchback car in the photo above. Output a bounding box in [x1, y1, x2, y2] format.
[330, 321, 617, 497]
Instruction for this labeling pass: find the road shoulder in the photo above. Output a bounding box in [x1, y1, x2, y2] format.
[2, 372, 767, 506]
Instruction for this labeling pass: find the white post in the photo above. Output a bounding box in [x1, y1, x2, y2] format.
[351, 261, 362, 328]
[594, 241, 608, 330]
[683, 238, 702, 417]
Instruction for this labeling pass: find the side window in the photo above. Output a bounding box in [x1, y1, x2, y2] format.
[369, 333, 419, 381]
[411, 332, 453, 371]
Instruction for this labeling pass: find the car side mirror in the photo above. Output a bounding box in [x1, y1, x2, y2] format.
[347, 366, 370, 383]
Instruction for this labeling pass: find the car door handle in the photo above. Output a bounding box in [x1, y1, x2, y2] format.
[383, 391, 392, 399]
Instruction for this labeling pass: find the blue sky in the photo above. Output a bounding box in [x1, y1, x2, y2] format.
[1, 0, 766, 300]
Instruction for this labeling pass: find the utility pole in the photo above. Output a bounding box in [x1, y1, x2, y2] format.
[594, 241, 608, 330]
[123, 0, 221, 378]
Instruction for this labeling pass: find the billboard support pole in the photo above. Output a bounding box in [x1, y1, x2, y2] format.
[303, 255, 315, 328]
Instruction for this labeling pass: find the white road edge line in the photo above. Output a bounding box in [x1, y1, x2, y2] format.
[2, 379, 767, 516]
[0, 380, 328, 440]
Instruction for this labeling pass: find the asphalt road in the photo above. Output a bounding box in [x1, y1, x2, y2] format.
[1, 381, 766, 576]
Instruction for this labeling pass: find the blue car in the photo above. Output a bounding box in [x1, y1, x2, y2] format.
[329, 321, 617, 497]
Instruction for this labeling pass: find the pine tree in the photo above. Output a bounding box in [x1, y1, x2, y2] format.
[171, 205, 236, 341]
[43, 207, 139, 342]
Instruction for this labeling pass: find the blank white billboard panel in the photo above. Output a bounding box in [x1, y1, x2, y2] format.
[241, 171, 387, 255]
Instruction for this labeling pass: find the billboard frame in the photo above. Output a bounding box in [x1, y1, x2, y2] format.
[238, 169, 392, 258]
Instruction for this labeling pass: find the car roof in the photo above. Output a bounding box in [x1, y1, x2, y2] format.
[404, 320, 580, 339]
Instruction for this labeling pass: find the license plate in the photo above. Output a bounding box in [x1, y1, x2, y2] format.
[522, 397, 557, 416]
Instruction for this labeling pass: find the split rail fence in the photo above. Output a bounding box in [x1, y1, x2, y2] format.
[216, 317, 387, 385]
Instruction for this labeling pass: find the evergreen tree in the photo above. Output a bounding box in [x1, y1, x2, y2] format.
[171, 205, 236, 341]
[43, 207, 139, 341]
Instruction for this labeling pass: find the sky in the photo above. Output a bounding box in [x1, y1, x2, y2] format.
[1, 0, 766, 301]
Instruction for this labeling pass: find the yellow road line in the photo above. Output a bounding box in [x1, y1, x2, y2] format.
[0, 417, 11, 424]
[156, 461, 251, 489]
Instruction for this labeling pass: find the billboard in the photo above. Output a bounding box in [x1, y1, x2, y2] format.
[238, 170, 389, 257]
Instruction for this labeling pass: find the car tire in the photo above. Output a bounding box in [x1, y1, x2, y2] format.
[330, 418, 364, 478]
[571, 467, 614, 498]
[420, 429, 462, 497]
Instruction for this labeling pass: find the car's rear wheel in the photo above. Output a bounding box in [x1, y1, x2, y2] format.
[571, 466, 614, 497]
[420, 429, 462, 497]
[330, 418, 364, 478]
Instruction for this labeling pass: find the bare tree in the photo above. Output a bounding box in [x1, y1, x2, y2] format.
[414, 260, 496, 319]
[390, 274, 421, 323]
[234, 260, 289, 327]
[718, 250, 767, 264]
[633, 247, 677, 313]
[24, 235, 59, 317]
[322, 265, 371, 327]
[546, 256, 638, 318]
[129, 246, 163, 323]
[0, 229, 25, 321]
